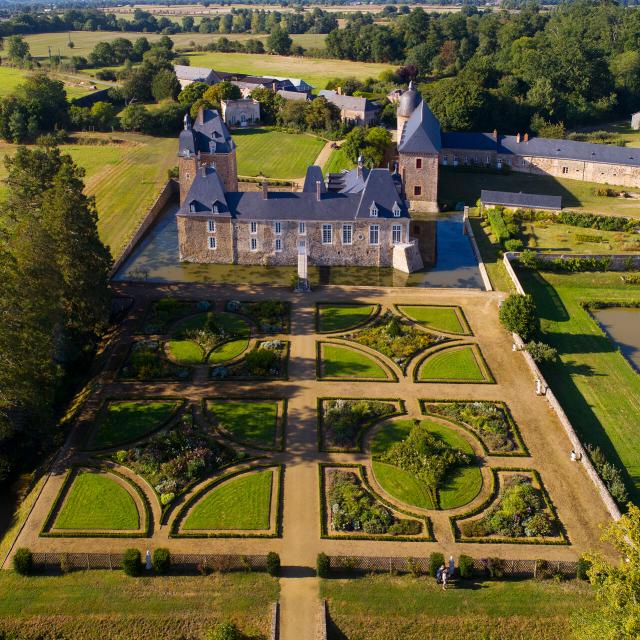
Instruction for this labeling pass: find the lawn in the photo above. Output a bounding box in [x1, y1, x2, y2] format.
[208, 338, 250, 363]
[0, 132, 177, 258]
[321, 575, 595, 640]
[397, 305, 469, 335]
[183, 469, 273, 530]
[418, 345, 488, 382]
[54, 472, 139, 530]
[320, 343, 389, 379]
[518, 268, 640, 500]
[317, 303, 376, 333]
[0, 571, 278, 639]
[233, 128, 325, 179]
[371, 419, 481, 510]
[207, 399, 279, 448]
[323, 147, 354, 174]
[167, 339, 204, 365]
[0, 67, 31, 98]
[439, 166, 640, 216]
[186, 51, 393, 90]
[469, 214, 514, 292]
[90, 400, 179, 449]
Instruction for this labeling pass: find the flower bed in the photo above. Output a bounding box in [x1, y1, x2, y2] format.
[226, 300, 290, 334]
[344, 312, 444, 370]
[211, 340, 289, 380]
[141, 298, 209, 334]
[319, 398, 403, 451]
[119, 339, 190, 381]
[422, 400, 527, 455]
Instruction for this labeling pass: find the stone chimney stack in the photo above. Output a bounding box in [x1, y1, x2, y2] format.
[201, 165, 207, 178]
[492, 129, 498, 140]
[262, 180, 268, 200]
[336, 86, 342, 96]
[516, 133, 521, 143]
[357, 155, 364, 178]
[316, 180, 322, 202]
[524, 132, 529, 142]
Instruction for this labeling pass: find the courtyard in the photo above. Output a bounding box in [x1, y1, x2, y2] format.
[5, 280, 614, 639]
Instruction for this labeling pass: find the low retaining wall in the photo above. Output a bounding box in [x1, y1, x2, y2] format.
[109, 179, 178, 278]
[317, 601, 328, 640]
[270, 602, 279, 640]
[502, 252, 622, 521]
[463, 213, 493, 291]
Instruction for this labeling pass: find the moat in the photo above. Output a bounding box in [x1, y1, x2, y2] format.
[113, 204, 483, 289]
[593, 307, 640, 371]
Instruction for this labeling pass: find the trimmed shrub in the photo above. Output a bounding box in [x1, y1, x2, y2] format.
[577, 556, 592, 581]
[458, 554, 474, 579]
[204, 622, 242, 640]
[266, 551, 281, 577]
[504, 238, 524, 252]
[487, 208, 510, 243]
[518, 250, 539, 269]
[428, 552, 445, 578]
[152, 548, 171, 575]
[524, 341, 557, 363]
[123, 548, 143, 577]
[317, 552, 330, 578]
[499, 293, 539, 341]
[13, 548, 33, 576]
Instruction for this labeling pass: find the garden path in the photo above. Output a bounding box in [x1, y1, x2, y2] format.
[6, 282, 616, 639]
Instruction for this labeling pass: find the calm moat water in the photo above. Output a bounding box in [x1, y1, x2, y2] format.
[593, 307, 640, 371]
[113, 203, 483, 289]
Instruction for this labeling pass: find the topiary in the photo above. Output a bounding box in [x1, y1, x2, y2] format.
[504, 238, 524, 252]
[266, 552, 280, 577]
[317, 552, 330, 578]
[498, 293, 539, 341]
[13, 548, 33, 576]
[152, 548, 171, 575]
[122, 548, 143, 577]
[428, 552, 445, 578]
[458, 554, 474, 579]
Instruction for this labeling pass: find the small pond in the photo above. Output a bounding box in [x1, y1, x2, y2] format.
[113, 203, 483, 289]
[593, 307, 640, 371]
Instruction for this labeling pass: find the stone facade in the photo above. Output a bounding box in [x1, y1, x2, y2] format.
[221, 99, 261, 126]
[178, 151, 238, 204]
[398, 153, 439, 212]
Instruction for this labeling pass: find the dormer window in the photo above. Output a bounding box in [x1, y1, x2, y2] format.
[212, 202, 219, 214]
[392, 202, 401, 217]
[189, 201, 196, 213]
[369, 202, 378, 217]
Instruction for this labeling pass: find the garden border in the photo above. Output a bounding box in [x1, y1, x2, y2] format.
[117, 338, 193, 383]
[225, 299, 292, 335]
[315, 341, 399, 383]
[40, 466, 152, 539]
[318, 463, 434, 542]
[315, 302, 381, 334]
[419, 399, 529, 457]
[139, 298, 203, 335]
[316, 397, 407, 453]
[393, 303, 473, 336]
[413, 342, 495, 384]
[449, 467, 569, 546]
[211, 340, 291, 381]
[170, 463, 284, 539]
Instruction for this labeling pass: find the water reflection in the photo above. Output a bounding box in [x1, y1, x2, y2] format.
[113, 202, 483, 289]
[593, 307, 640, 371]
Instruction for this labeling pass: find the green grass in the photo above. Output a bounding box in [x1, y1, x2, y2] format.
[186, 50, 393, 90]
[233, 128, 325, 179]
[0, 132, 178, 258]
[54, 472, 139, 530]
[0, 67, 31, 98]
[397, 305, 468, 334]
[183, 470, 273, 530]
[207, 400, 279, 448]
[208, 338, 250, 363]
[173, 311, 251, 337]
[90, 400, 179, 449]
[167, 339, 204, 365]
[518, 269, 640, 500]
[371, 419, 481, 510]
[418, 346, 486, 382]
[323, 147, 354, 174]
[318, 303, 376, 332]
[0, 571, 278, 639]
[321, 575, 595, 640]
[439, 166, 639, 217]
[321, 344, 389, 379]
[468, 214, 514, 292]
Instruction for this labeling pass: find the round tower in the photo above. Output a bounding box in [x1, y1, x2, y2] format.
[396, 81, 420, 142]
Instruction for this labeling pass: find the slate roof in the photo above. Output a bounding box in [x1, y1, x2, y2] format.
[232, 77, 295, 91]
[327, 166, 370, 194]
[271, 77, 314, 92]
[302, 166, 327, 193]
[178, 167, 408, 221]
[178, 108, 235, 157]
[397, 100, 441, 154]
[480, 190, 562, 211]
[277, 89, 311, 102]
[318, 90, 379, 114]
[174, 65, 218, 83]
[441, 132, 640, 167]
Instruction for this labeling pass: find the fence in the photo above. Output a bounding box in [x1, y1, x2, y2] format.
[327, 555, 579, 579]
[503, 252, 622, 521]
[31, 552, 269, 573]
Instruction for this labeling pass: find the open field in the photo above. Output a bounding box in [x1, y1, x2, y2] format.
[439, 167, 640, 217]
[571, 120, 640, 148]
[0, 132, 177, 258]
[0, 67, 31, 98]
[0, 571, 278, 639]
[234, 128, 325, 179]
[186, 51, 393, 89]
[518, 269, 640, 500]
[321, 575, 595, 640]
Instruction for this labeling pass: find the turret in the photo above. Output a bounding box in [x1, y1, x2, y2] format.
[396, 81, 420, 142]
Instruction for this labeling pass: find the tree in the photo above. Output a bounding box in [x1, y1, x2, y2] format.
[178, 81, 208, 107]
[267, 25, 292, 55]
[278, 100, 307, 129]
[90, 101, 117, 131]
[341, 126, 391, 167]
[197, 81, 241, 113]
[250, 87, 284, 124]
[498, 293, 539, 341]
[573, 504, 640, 640]
[120, 103, 151, 132]
[304, 96, 339, 132]
[151, 68, 180, 102]
[6, 36, 30, 63]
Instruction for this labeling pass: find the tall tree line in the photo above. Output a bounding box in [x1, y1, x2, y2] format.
[0, 146, 111, 485]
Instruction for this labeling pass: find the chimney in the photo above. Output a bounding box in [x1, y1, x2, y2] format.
[200, 165, 207, 178]
[262, 180, 268, 200]
[316, 180, 322, 202]
[336, 86, 342, 96]
[393, 160, 399, 174]
[272, 81, 277, 91]
[492, 129, 498, 140]
[524, 132, 529, 142]
[357, 155, 364, 178]
[516, 133, 521, 143]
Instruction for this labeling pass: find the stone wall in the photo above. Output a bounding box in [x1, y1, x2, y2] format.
[392, 241, 423, 273]
[179, 150, 239, 204]
[177, 215, 235, 263]
[399, 152, 439, 212]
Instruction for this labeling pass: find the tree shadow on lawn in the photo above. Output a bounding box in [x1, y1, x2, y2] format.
[517, 269, 570, 323]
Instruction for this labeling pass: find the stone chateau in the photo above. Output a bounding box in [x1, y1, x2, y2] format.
[176, 108, 423, 272]
[398, 82, 640, 212]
